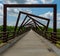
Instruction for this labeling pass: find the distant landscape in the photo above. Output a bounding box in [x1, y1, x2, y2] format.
[0, 25, 60, 32]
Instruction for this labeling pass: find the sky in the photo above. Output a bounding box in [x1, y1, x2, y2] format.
[0, 0, 60, 28]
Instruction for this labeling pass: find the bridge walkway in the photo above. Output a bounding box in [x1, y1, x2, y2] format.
[1, 30, 57, 56]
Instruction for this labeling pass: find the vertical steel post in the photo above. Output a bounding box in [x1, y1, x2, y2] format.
[52, 4, 57, 42]
[53, 4, 57, 32]
[3, 5, 7, 42]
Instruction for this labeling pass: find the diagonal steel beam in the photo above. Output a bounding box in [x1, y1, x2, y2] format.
[24, 21, 33, 25]
[28, 16, 50, 31]
[28, 16, 46, 27]
[22, 15, 47, 31]
[24, 23, 35, 29]
[21, 15, 28, 26]
[22, 15, 44, 31]
[35, 22, 43, 30]
[46, 19, 50, 31]
[17, 15, 28, 32]
[20, 11, 50, 31]
[20, 11, 49, 21]
[13, 12, 21, 37]
[32, 19, 42, 30]
[24, 20, 35, 26]
[31, 19, 37, 28]
[14, 12, 21, 32]
[24, 23, 34, 27]
[30, 19, 43, 31]
[16, 11, 50, 33]
[22, 19, 31, 26]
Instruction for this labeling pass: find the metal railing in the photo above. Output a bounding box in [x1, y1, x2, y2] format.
[0, 27, 31, 43]
[33, 28, 60, 44]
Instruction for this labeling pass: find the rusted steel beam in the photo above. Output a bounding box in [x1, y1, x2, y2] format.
[28, 16, 48, 31]
[31, 19, 37, 28]
[4, 4, 56, 8]
[18, 15, 28, 32]
[13, 12, 21, 37]
[26, 23, 35, 27]
[34, 21, 43, 30]
[28, 16, 46, 27]
[22, 19, 31, 26]
[34, 18, 50, 31]
[53, 5, 57, 32]
[24, 21, 33, 25]
[24, 23, 35, 29]
[33, 20, 44, 31]
[24, 24, 33, 27]
[20, 12, 49, 30]
[20, 11, 49, 21]
[3, 5, 7, 42]
[21, 15, 28, 26]
[14, 12, 21, 32]
[46, 19, 50, 31]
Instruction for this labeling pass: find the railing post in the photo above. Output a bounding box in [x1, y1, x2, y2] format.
[51, 32, 57, 43]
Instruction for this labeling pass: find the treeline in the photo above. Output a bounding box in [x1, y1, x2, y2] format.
[0, 25, 26, 32]
[0, 25, 60, 32]
[0, 25, 15, 32]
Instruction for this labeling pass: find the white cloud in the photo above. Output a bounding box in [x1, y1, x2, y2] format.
[57, 22, 60, 28]
[7, 8, 32, 17]
[40, 11, 53, 20]
[25, 0, 39, 4]
[0, 3, 3, 8]
[0, 18, 3, 25]
[57, 13, 60, 28]
[57, 13, 60, 21]
[7, 8, 23, 14]
[21, 8, 32, 13]
[40, 0, 54, 4]
[7, 22, 16, 26]
[4, 0, 39, 4]
[0, 4, 3, 15]
[40, 11, 60, 21]
[40, 11, 60, 28]
[0, 15, 3, 25]
[4, 0, 17, 4]
[0, 3, 3, 25]
[0, 15, 3, 18]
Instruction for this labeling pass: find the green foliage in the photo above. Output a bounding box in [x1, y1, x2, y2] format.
[57, 29, 60, 33]
[7, 26, 15, 32]
[48, 28, 53, 32]
[0, 25, 3, 32]
[0, 40, 3, 44]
